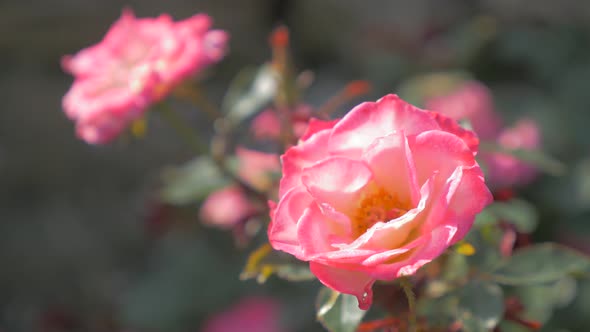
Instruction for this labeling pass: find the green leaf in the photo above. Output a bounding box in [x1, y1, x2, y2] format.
[473, 209, 497, 228]
[456, 281, 504, 332]
[417, 292, 457, 328]
[490, 243, 590, 285]
[515, 276, 578, 324]
[240, 244, 315, 283]
[442, 251, 469, 281]
[222, 64, 279, 124]
[464, 225, 503, 272]
[476, 199, 539, 233]
[316, 288, 367, 332]
[480, 142, 566, 176]
[160, 156, 229, 205]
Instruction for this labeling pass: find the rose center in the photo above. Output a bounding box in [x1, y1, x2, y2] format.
[352, 187, 408, 237]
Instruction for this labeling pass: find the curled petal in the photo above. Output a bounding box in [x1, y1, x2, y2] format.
[300, 118, 338, 141]
[268, 187, 313, 258]
[329, 94, 438, 157]
[368, 225, 457, 280]
[362, 131, 420, 206]
[297, 203, 336, 257]
[301, 157, 373, 214]
[444, 166, 493, 243]
[409, 130, 474, 185]
[310, 261, 375, 310]
[279, 129, 332, 197]
[428, 111, 479, 154]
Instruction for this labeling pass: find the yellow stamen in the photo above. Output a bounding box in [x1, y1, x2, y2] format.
[352, 187, 409, 237]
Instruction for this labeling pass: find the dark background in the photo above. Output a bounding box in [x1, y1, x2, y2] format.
[1, 0, 590, 331]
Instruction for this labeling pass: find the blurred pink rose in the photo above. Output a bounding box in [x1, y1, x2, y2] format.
[426, 81, 542, 189]
[484, 119, 541, 189]
[62, 9, 228, 144]
[200, 186, 258, 229]
[251, 105, 313, 141]
[268, 94, 492, 309]
[426, 81, 502, 140]
[201, 296, 287, 332]
[200, 148, 279, 228]
[236, 147, 281, 190]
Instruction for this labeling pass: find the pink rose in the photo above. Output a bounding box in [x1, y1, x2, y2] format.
[200, 148, 279, 228]
[200, 296, 287, 332]
[425, 81, 502, 140]
[62, 9, 228, 144]
[426, 81, 543, 189]
[268, 94, 492, 309]
[484, 119, 541, 189]
[200, 186, 258, 229]
[251, 105, 314, 141]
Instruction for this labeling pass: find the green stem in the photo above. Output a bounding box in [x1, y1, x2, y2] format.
[400, 277, 417, 332]
[211, 119, 268, 203]
[157, 103, 207, 154]
[175, 83, 224, 121]
[158, 102, 268, 205]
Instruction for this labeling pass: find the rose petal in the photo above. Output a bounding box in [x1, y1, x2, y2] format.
[268, 187, 313, 257]
[427, 111, 480, 155]
[329, 94, 438, 157]
[297, 203, 337, 257]
[443, 165, 492, 243]
[409, 130, 474, 185]
[301, 157, 373, 214]
[368, 224, 457, 280]
[300, 117, 339, 141]
[310, 261, 375, 310]
[279, 129, 331, 197]
[362, 131, 420, 206]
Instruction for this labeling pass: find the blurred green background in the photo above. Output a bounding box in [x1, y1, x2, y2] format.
[1, 0, 589, 331]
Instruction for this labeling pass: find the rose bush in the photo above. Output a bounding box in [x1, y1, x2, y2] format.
[268, 94, 493, 309]
[62, 9, 228, 144]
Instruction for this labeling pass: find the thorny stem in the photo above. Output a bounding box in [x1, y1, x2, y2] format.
[270, 26, 298, 149]
[158, 102, 268, 205]
[316, 80, 371, 119]
[174, 83, 224, 120]
[211, 118, 268, 203]
[157, 103, 207, 154]
[400, 277, 417, 332]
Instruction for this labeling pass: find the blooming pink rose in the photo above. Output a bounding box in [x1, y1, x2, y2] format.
[484, 119, 541, 189]
[200, 148, 279, 228]
[426, 81, 502, 140]
[201, 296, 287, 332]
[268, 94, 492, 309]
[62, 9, 228, 144]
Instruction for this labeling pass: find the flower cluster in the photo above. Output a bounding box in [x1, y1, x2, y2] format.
[58, 10, 580, 332]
